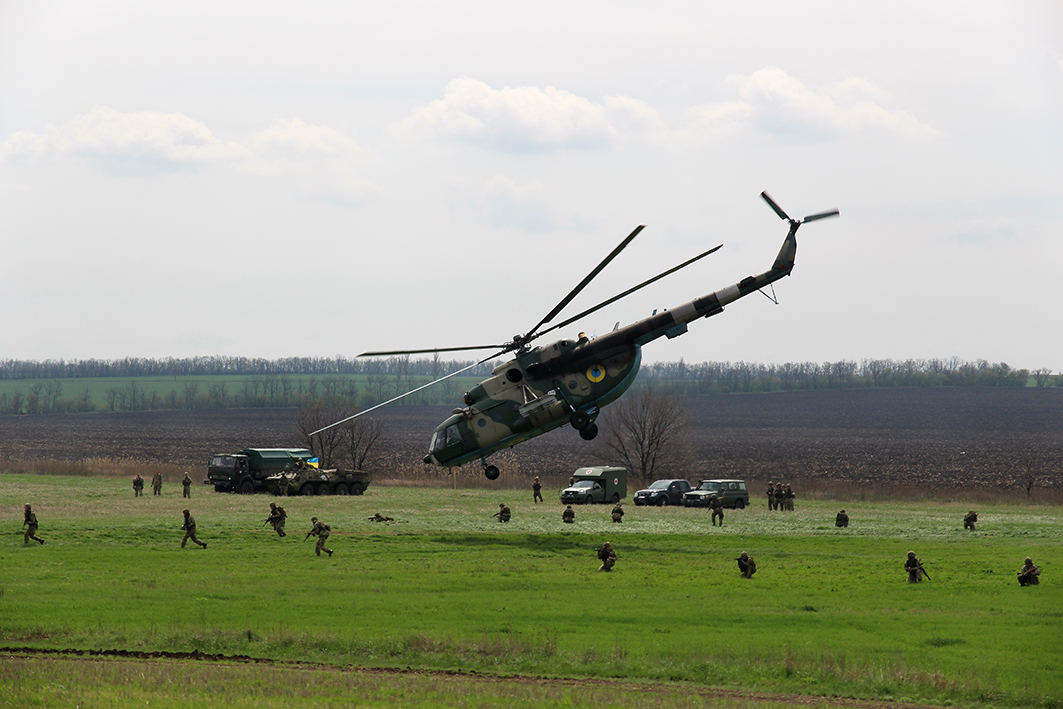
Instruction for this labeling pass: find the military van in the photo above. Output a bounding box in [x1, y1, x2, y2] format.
[560, 466, 627, 504]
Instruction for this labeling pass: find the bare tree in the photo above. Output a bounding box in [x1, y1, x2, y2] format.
[1032, 368, 1054, 388]
[593, 386, 692, 483]
[1018, 452, 1040, 498]
[295, 401, 350, 469]
[342, 416, 385, 470]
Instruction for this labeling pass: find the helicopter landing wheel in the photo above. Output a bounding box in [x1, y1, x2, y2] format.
[570, 411, 591, 430]
[579, 423, 598, 441]
[484, 465, 500, 481]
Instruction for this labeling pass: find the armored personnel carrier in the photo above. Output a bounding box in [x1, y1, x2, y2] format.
[265, 467, 371, 496]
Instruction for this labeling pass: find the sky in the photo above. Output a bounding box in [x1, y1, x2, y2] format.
[2, 1, 1061, 372]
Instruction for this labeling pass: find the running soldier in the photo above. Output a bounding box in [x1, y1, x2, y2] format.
[736, 551, 756, 578]
[133, 474, 144, 497]
[182, 472, 192, 499]
[597, 542, 617, 572]
[963, 510, 977, 531]
[180, 509, 207, 548]
[151, 471, 163, 496]
[532, 476, 543, 504]
[1017, 557, 1040, 586]
[835, 509, 849, 527]
[611, 502, 624, 523]
[266, 502, 287, 537]
[307, 517, 333, 557]
[23, 504, 44, 545]
[905, 551, 926, 582]
[562, 505, 575, 523]
[709, 493, 724, 527]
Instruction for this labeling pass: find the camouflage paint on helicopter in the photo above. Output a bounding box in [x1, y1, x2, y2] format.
[425, 210, 809, 474]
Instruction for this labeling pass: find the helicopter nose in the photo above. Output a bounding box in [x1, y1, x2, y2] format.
[423, 453, 434, 464]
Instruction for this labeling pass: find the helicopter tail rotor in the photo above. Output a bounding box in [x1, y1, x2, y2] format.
[761, 191, 839, 229]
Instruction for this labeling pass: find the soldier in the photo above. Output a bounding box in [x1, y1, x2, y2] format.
[562, 505, 575, 523]
[904, 551, 925, 582]
[784, 484, 796, 511]
[267, 502, 287, 537]
[708, 493, 724, 527]
[1017, 557, 1040, 586]
[611, 502, 624, 523]
[736, 551, 756, 578]
[180, 509, 207, 549]
[597, 542, 617, 572]
[276, 473, 292, 497]
[133, 474, 144, 497]
[773, 484, 785, 511]
[766, 482, 776, 511]
[493, 503, 511, 523]
[23, 504, 44, 545]
[532, 476, 543, 504]
[835, 509, 849, 528]
[182, 472, 192, 499]
[368, 513, 394, 523]
[307, 517, 333, 557]
[963, 510, 977, 531]
[151, 470, 163, 496]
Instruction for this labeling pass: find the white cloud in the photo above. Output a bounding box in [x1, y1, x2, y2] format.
[482, 176, 592, 233]
[1, 106, 249, 173]
[250, 118, 361, 158]
[686, 67, 936, 142]
[399, 77, 660, 153]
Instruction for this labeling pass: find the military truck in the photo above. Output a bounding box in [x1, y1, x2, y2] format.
[207, 448, 313, 494]
[265, 467, 371, 496]
[559, 466, 627, 504]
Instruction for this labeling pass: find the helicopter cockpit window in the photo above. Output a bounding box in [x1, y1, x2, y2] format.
[445, 424, 462, 447]
[430, 430, 446, 453]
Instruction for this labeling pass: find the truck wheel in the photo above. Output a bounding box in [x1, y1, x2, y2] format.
[585, 495, 594, 505]
[333, 484, 349, 495]
[735, 499, 745, 510]
[238, 480, 255, 495]
[350, 482, 364, 496]
[578, 423, 598, 441]
[657, 497, 667, 507]
[300, 484, 315, 496]
[317, 483, 332, 495]
[484, 465, 500, 481]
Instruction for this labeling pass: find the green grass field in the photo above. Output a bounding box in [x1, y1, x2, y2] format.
[1, 474, 1059, 708]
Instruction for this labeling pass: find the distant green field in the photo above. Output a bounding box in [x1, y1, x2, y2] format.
[1, 475, 1059, 708]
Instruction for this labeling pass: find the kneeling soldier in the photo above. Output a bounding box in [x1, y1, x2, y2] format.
[597, 542, 617, 572]
[736, 551, 756, 578]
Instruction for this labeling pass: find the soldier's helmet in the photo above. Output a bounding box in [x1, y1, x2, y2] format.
[24, 503, 30, 509]
[840, 509, 846, 514]
[270, 503, 276, 509]
[311, 516, 318, 522]
[740, 551, 749, 559]
[183, 509, 190, 515]
[603, 542, 611, 548]
[1025, 557, 1033, 564]
[907, 551, 916, 558]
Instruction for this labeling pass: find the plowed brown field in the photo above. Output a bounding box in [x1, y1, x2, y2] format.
[1, 387, 1060, 489]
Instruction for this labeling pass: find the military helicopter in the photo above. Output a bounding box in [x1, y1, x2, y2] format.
[313, 192, 838, 479]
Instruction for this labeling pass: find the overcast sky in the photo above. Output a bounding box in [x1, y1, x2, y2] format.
[2, 1, 1061, 372]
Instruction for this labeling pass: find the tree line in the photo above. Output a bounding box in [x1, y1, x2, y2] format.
[0, 356, 1054, 416]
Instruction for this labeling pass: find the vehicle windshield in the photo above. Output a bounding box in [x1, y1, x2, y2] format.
[696, 481, 721, 492]
[571, 481, 595, 489]
[210, 456, 236, 468]
[648, 480, 671, 490]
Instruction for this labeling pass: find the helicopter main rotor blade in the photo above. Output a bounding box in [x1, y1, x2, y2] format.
[358, 344, 503, 357]
[309, 355, 498, 437]
[539, 243, 724, 338]
[801, 209, 840, 223]
[523, 224, 646, 342]
[760, 191, 791, 221]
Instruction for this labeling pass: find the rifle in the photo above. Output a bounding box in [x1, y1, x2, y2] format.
[263, 517, 273, 527]
[304, 531, 312, 542]
[918, 563, 931, 581]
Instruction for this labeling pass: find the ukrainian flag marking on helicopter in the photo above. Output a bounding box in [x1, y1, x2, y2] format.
[587, 365, 606, 382]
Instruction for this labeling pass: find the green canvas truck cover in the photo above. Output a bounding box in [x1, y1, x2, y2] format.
[242, 448, 313, 471]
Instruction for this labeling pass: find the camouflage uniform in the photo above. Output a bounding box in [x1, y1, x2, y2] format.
[151, 471, 163, 496]
[369, 513, 394, 523]
[963, 510, 977, 531]
[835, 510, 849, 528]
[268, 503, 287, 536]
[309, 517, 333, 557]
[766, 483, 775, 511]
[133, 475, 144, 497]
[181, 510, 207, 548]
[23, 505, 44, 545]
[562, 506, 575, 523]
[737, 552, 756, 578]
[1017, 558, 1040, 586]
[532, 477, 543, 504]
[905, 552, 924, 582]
[783, 485, 795, 511]
[773, 486, 785, 511]
[494, 504, 511, 523]
[182, 473, 192, 499]
[597, 543, 617, 572]
[709, 494, 724, 527]
[611, 503, 624, 523]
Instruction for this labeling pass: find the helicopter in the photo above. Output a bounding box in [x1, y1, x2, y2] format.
[313, 192, 838, 480]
